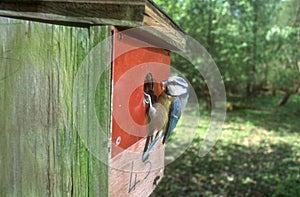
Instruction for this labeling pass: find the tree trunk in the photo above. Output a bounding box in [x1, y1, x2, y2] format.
[247, 0, 258, 98]
[278, 92, 291, 106]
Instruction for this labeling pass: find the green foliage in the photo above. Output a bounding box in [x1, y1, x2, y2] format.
[151, 2, 300, 195]
[151, 95, 300, 196]
[266, 23, 300, 91]
[154, 0, 300, 99]
[273, 174, 300, 197]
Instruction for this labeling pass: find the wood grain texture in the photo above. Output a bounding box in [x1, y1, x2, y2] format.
[0, 1, 145, 27]
[0, 2, 145, 20]
[0, 0, 185, 49]
[110, 137, 164, 197]
[0, 17, 111, 196]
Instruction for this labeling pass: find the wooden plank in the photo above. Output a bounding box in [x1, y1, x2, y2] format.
[128, 22, 186, 51]
[144, 3, 186, 50]
[0, 17, 111, 196]
[0, 1, 145, 26]
[0, 10, 142, 27]
[0, 1, 145, 20]
[109, 137, 164, 197]
[145, 3, 178, 31]
[0, 0, 186, 49]
[0, 0, 145, 3]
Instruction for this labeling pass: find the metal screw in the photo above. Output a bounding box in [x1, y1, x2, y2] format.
[115, 136, 121, 146]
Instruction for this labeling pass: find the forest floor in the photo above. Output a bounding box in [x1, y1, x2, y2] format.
[151, 94, 300, 197]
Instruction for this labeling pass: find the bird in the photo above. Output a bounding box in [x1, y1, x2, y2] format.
[142, 76, 189, 161]
[143, 72, 157, 106]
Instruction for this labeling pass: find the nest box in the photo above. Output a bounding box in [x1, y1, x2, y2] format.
[0, 1, 185, 196]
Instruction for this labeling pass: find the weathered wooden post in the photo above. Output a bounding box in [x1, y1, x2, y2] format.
[0, 1, 184, 196]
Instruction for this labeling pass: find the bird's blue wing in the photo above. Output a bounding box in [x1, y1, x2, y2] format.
[142, 132, 164, 161]
[162, 97, 182, 144]
[143, 98, 181, 160]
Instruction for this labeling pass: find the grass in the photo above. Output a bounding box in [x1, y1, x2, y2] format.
[151, 94, 300, 197]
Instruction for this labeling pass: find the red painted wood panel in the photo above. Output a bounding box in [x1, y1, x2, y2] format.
[111, 28, 170, 157]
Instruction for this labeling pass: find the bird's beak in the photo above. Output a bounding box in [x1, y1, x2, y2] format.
[160, 80, 167, 91]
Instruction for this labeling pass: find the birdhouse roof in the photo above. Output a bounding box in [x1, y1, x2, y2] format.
[0, 0, 185, 49]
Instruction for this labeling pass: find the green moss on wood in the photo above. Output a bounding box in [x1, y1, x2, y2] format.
[0, 17, 111, 197]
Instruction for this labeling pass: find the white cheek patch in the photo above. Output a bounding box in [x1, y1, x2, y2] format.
[167, 85, 188, 96]
[166, 76, 189, 96]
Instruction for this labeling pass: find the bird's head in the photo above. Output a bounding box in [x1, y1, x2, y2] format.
[161, 76, 189, 96]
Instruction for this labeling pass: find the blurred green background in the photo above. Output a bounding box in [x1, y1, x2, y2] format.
[151, 0, 300, 196]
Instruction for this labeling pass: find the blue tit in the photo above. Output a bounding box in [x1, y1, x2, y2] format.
[160, 76, 189, 144]
[142, 76, 189, 161]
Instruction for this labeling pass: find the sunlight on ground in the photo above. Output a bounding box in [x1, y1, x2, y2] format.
[152, 95, 300, 197]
